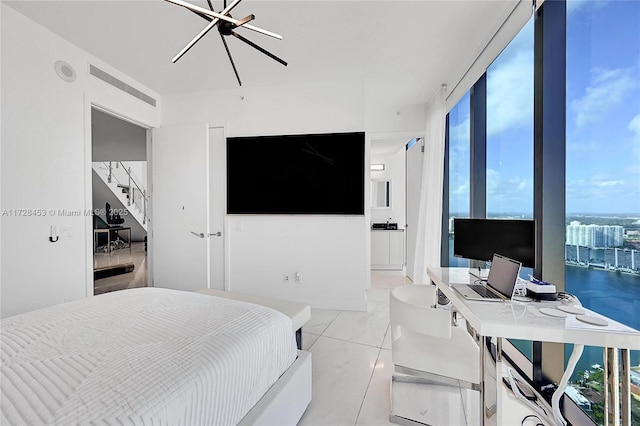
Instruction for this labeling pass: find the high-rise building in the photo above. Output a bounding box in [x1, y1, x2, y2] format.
[566, 222, 623, 248]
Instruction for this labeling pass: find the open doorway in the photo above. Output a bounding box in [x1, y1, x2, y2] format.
[91, 108, 149, 295]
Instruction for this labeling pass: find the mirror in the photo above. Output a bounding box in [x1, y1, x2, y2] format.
[371, 180, 391, 208]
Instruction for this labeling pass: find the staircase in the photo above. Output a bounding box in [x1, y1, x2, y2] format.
[92, 161, 148, 231]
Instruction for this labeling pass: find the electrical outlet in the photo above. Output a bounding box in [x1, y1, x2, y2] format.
[295, 271, 301, 283]
[283, 274, 290, 283]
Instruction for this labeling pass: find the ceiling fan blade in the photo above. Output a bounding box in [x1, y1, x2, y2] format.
[190, 9, 213, 22]
[165, 0, 242, 28]
[172, 18, 219, 63]
[232, 31, 288, 66]
[188, 10, 253, 31]
[237, 23, 283, 40]
[220, 34, 242, 86]
[166, 0, 245, 63]
[166, 0, 225, 22]
[234, 14, 255, 28]
[222, 0, 242, 14]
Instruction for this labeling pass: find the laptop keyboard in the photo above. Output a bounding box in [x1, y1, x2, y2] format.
[469, 284, 501, 299]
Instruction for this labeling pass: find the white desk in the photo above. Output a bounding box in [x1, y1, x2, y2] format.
[428, 267, 640, 426]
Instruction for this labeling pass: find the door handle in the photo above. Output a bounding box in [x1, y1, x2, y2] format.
[190, 231, 205, 238]
[209, 231, 222, 237]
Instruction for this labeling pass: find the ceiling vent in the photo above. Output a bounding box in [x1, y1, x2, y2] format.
[89, 65, 156, 107]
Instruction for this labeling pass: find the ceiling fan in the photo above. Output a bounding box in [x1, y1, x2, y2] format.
[165, 0, 287, 86]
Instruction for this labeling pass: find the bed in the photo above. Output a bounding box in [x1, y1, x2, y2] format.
[0, 287, 311, 425]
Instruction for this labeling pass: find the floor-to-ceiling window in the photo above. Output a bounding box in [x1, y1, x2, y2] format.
[486, 18, 535, 364]
[565, 0, 640, 423]
[443, 2, 638, 421]
[447, 91, 471, 267]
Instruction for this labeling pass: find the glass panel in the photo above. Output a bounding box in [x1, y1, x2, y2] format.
[486, 19, 534, 222]
[487, 20, 535, 361]
[448, 91, 471, 267]
[565, 0, 640, 423]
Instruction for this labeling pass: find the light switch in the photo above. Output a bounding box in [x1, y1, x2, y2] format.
[61, 227, 73, 240]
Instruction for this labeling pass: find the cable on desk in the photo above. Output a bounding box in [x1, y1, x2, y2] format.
[521, 414, 544, 426]
[556, 292, 582, 306]
[507, 367, 552, 425]
[551, 343, 584, 426]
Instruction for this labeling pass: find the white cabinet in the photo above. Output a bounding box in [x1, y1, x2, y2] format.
[371, 230, 405, 270]
[371, 232, 389, 265]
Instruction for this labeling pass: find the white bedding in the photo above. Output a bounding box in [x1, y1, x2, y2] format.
[1, 287, 297, 425]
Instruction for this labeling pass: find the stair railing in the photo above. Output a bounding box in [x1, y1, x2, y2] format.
[101, 161, 149, 225]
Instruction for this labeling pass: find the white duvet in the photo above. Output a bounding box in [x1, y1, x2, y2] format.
[1, 287, 297, 425]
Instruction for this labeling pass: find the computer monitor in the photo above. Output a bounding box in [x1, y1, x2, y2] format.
[453, 218, 536, 268]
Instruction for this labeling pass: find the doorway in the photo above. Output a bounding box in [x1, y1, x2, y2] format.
[91, 108, 150, 295]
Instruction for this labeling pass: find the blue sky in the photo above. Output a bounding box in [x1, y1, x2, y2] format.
[448, 0, 640, 216]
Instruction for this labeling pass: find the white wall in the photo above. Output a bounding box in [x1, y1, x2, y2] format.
[92, 109, 147, 162]
[370, 147, 407, 227]
[162, 82, 376, 310]
[227, 216, 368, 310]
[0, 4, 160, 318]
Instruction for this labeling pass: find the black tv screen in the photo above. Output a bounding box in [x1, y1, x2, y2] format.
[227, 132, 364, 215]
[453, 218, 536, 268]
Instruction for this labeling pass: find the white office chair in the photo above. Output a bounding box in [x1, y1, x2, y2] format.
[389, 284, 480, 425]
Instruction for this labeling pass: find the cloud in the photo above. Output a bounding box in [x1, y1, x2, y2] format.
[566, 175, 639, 213]
[595, 180, 624, 188]
[486, 169, 533, 212]
[629, 114, 640, 136]
[449, 116, 470, 144]
[567, 138, 598, 154]
[567, 0, 609, 15]
[450, 180, 469, 196]
[571, 67, 638, 128]
[486, 37, 534, 137]
[627, 114, 640, 175]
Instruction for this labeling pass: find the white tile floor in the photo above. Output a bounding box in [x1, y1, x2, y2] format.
[298, 270, 538, 426]
[298, 270, 478, 426]
[298, 271, 395, 426]
[94, 242, 148, 295]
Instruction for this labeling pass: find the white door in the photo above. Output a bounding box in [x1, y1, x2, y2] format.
[151, 124, 210, 292]
[208, 127, 225, 290]
[406, 139, 423, 281]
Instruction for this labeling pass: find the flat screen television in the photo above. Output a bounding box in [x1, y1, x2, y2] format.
[453, 218, 536, 268]
[227, 132, 364, 215]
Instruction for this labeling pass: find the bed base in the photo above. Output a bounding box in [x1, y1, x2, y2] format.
[238, 350, 312, 426]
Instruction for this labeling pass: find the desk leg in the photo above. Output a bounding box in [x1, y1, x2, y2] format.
[621, 348, 630, 426]
[480, 337, 500, 425]
[480, 334, 485, 426]
[604, 347, 620, 426]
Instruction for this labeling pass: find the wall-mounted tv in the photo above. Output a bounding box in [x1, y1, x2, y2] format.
[227, 132, 365, 215]
[453, 218, 536, 268]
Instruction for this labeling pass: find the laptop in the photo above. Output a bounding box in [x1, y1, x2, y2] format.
[453, 253, 522, 302]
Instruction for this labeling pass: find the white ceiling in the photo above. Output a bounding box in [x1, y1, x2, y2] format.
[5, 0, 519, 152]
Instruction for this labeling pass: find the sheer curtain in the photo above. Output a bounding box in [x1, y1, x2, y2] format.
[411, 86, 447, 284]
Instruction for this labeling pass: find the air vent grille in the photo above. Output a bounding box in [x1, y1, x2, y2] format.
[89, 65, 156, 107]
